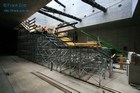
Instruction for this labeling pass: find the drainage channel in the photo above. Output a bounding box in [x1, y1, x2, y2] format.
[31, 72, 80, 93]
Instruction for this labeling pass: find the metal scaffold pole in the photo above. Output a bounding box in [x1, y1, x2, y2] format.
[18, 17, 113, 86]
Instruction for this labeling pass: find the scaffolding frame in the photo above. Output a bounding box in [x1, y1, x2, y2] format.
[17, 28, 113, 86]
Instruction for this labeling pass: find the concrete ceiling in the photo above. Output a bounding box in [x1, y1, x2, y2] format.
[0, 0, 52, 30]
[0, 0, 139, 30]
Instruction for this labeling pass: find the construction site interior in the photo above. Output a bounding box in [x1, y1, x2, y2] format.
[0, 0, 140, 93]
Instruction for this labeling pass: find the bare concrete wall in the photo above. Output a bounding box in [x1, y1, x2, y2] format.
[77, 21, 140, 53]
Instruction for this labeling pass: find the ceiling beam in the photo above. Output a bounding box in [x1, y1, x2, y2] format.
[42, 6, 82, 22]
[81, 0, 107, 12]
[54, 0, 66, 8]
[38, 10, 65, 23]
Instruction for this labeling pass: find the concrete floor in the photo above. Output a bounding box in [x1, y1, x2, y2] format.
[0, 56, 139, 93]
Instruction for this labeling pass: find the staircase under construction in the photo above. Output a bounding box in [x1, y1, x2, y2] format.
[17, 28, 113, 86]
